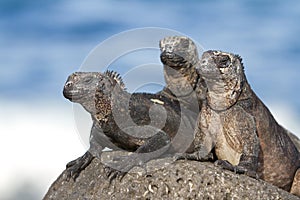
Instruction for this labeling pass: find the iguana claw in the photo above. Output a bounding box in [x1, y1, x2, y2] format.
[65, 151, 94, 181]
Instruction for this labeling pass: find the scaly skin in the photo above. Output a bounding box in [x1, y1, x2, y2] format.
[194, 50, 300, 196]
[159, 36, 206, 111]
[63, 71, 198, 181]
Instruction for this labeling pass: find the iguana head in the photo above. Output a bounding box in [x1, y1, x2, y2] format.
[63, 72, 99, 103]
[63, 71, 125, 116]
[160, 36, 199, 68]
[159, 36, 206, 101]
[198, 50, 245, 111]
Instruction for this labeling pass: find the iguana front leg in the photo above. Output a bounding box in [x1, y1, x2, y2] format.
[174, 145, 215, 162]
[175, 107, 216, 162]
[65, 124, 116, 181]
[214, 106, 260, 178]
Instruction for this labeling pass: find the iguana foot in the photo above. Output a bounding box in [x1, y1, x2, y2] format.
[104, 153, 145, 183]
[104, 165, 127, 183]
[174, 152, 215, 162]
[214, 160, 258, 179]
[65, 151, 94, 181]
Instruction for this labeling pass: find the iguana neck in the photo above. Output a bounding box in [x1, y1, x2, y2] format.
[82, 86, 128, 117]
[164, 63, 198, 97]
[81, 99, 99, 115]
[205, 74, 248, 111]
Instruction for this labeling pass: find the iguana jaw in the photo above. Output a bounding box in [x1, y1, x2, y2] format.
[63, 88, 87, 102]
[160, 51, 188, 68]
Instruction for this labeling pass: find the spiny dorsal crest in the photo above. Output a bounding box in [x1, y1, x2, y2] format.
[235, 54, 243, 65]
[235, 54, 242, 62]
[234, 54, 245, 72]
[104, 70, 126, 90]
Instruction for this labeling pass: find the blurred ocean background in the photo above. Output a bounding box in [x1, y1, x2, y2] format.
[1, 0, 300, 199]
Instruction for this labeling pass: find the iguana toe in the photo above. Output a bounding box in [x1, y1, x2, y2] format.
[65, 151, 94, 181]
[214, 160, 258, 179]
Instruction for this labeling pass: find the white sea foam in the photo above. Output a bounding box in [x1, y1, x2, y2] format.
[0, 101, 85, 199]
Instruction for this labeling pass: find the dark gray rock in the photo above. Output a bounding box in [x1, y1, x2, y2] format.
[43, 152, 299, 200]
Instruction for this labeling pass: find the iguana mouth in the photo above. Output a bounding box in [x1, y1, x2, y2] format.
[160, 51, 187, 68]
[63, 89, 87, 101]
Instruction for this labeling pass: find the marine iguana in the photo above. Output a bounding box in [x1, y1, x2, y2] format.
[159, 36, 206, 111]
[63, 71, 199, 181]
[190, 50, 300, 196]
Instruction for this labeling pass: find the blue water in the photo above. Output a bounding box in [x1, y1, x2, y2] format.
[0, 0, 300, 111]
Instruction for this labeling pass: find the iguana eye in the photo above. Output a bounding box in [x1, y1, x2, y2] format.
[217, 55, 230, 68]
[181, 39, 189, 48]
[83, 76, 93, 84]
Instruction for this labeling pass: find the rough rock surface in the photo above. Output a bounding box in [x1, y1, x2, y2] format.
[44, 152, 299, 200]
